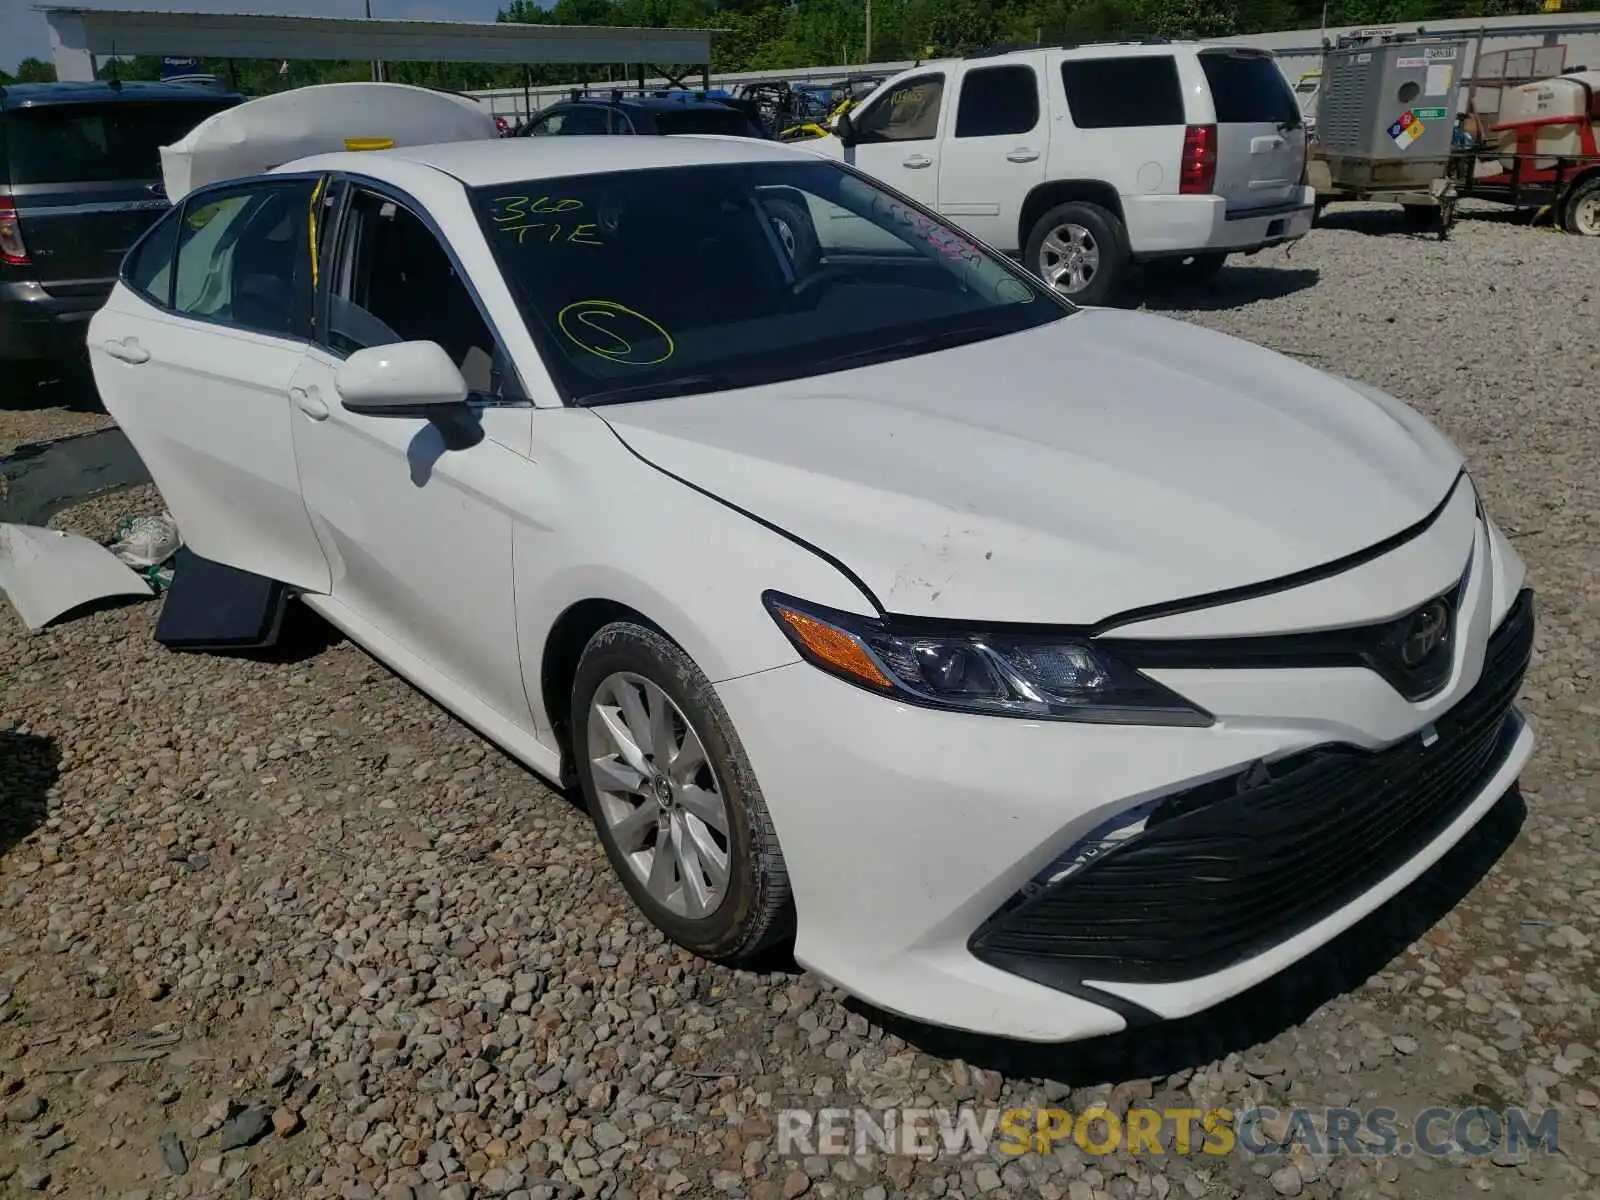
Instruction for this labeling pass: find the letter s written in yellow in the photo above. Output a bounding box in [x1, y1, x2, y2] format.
[1202, 1109, 1236, 1156]
[998, 1109, 1033, 1156]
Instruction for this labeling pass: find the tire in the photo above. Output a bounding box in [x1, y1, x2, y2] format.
[1560, 176, 1600, 237]
[1401, 204, 1439, 233]
[571, 622, 794, 962]
[1142, 251, 1228, 286]
[1024, 200, 1128, 306]
[762, 195, 822, 274]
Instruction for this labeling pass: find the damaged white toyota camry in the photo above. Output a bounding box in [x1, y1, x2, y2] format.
[90, 84, 1534, 1042]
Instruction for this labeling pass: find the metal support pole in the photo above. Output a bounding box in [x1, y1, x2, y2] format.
[865, 0, 872, 63]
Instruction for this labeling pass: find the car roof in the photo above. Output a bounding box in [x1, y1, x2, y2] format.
[287, 134, 810, 187]
[0, 81, 243, 111]
[557, 95, 740, 113]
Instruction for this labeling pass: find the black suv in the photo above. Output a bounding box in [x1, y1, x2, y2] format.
[513, 93, 766, 140]
[0, 81, 241, 367]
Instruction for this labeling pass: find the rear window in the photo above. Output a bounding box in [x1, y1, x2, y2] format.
[2, 100, 235, 186]
[653, 107, 759, 137]
[1200, 52, 1302, 127]
[1060, 57, 1184, 128]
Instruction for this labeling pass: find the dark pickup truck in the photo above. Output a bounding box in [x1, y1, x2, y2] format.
[0, 80, 241, 367]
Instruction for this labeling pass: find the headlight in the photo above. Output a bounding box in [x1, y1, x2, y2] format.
[762, 592, 1212, 726]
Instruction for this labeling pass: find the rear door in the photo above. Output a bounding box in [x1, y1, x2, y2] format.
[88, 175, 331, 593]
[2, 97, 236, 300]
[937, 61, 1047, 252]
[1196, 49, 1306, 212]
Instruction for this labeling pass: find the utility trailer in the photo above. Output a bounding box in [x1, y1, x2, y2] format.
[1304, 33, 1471, 236]
[1307, 32, 1600, 236]
[1448, 55, 1600, 236]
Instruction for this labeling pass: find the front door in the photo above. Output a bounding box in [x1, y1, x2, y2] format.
[87, 175, 331, 592]
[288, 181, 536, 731]
[841, 71, 949, 212]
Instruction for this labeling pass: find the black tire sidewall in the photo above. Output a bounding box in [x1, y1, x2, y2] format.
[1025, 201, 1128, 306]
[764, 195, 823, 272]
[570, 623, 771, 958]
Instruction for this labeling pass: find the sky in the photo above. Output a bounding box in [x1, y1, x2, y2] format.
[3, 0, 530, 73]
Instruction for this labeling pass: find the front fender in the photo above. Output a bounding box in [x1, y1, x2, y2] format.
[512, 408, 876, 739]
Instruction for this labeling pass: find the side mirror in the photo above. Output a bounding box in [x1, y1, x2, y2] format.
[335, 341, 469, 417]
[335, 341, 483, 450]
[834, 109, 856, 144]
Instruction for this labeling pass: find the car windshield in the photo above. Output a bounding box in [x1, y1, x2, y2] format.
[2, 99, 236, 185]
[472, 159, 1070, 405]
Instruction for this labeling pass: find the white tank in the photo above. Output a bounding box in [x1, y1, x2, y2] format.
[1494, 71, 1600, 159]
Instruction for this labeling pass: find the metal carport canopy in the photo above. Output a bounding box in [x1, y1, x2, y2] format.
[40, 7, 716, 82]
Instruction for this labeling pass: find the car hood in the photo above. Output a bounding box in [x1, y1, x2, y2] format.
[598, 308, 1464, 625]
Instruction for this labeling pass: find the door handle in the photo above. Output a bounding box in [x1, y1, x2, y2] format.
[1006, 148, 1041, 163]
[101, 337, 149, 364]
[902, 154, 933, 169]
[290, 386, 329, 421]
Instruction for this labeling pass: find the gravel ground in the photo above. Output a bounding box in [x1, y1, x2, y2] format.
[1, 205, 1598, 1200]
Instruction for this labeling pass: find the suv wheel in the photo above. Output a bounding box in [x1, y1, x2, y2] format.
[1025, 201, 1128, 306]
[572, 622, 795, 962]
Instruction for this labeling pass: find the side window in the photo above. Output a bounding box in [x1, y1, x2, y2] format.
[526, 112, 563, 136]
[328, 188, 506, 397]
[609, 110, 637, 134]
[955, 66, 1040, 138]
[554, 106, 611, 135]
[169, 178, 317, 338]
[850, 74, 945, 143]
[122, 207, 182, 306]
[1060, 57, 1185, 129]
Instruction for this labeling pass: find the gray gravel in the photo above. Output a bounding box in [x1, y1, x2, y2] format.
[2, 205, 1598, 1199]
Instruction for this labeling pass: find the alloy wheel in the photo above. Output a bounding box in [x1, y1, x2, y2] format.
[586, 671, 732, 919]
[1039, 222, 1101, 295]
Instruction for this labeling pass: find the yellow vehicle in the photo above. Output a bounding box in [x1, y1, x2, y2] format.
[776, 76, 885, 143]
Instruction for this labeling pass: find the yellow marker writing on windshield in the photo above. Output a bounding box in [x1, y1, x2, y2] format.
[557, 300, 674, 366]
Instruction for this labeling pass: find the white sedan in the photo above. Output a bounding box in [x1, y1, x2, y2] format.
[90, 111, 1535, 1043]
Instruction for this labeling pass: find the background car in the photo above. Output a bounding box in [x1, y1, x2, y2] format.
[512, 92, 767, 139]
[88, 92, 1534, 1043]
[812, 42, 1313, 304]
[0, 80, 241, 375]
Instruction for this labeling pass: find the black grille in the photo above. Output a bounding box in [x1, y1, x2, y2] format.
[1102, 564, 1470, 703]
[971, 589, 1534, 989]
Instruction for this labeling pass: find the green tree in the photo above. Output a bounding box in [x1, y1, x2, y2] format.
[14, 57, 59, 83]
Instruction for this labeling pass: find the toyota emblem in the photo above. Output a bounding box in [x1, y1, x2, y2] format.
[1400, 601, 1450, 666]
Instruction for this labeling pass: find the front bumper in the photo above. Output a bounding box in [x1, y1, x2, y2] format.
[1124, 187, 1316, 259]
[716, 486, 1533, 1042]
[0, 280, 108, 362]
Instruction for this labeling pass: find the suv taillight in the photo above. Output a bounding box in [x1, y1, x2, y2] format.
[0, 198, 29, 266]
[1179, 124, 1218, 196]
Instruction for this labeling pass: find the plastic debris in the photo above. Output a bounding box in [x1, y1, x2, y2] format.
[109, 512, 182, 592]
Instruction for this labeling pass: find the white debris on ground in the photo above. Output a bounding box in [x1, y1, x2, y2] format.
[1, 205, 1597, 1200]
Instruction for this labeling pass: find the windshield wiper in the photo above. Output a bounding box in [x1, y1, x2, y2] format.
[810, 324, 1005, 372]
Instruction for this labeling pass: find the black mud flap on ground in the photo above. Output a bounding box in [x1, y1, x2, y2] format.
[154, 547, 287, 652]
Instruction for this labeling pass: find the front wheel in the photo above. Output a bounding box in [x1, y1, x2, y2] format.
[1024, 201, 1128, 306]
[571, 622, 794, 962]
[1561, 176, 1600, 237]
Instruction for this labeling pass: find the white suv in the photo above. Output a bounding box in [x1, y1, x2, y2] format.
[811, 42, 1314, 304]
